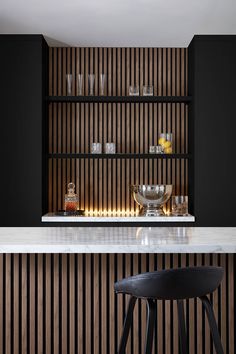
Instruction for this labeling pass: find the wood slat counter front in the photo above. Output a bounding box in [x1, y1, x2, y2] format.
[0, 227, 235, 354]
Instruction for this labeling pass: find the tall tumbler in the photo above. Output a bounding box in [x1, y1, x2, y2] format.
[88, 74, 95, 95]
[100, 74, 106, 95]
[66, 74, 73, 95]
[172, 196, 188, 216]
[77, 74, 83, 95]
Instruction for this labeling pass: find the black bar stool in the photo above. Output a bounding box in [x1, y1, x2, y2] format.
[114, 266, 224, 354]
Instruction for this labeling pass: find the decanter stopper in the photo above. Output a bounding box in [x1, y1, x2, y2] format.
[67, 182, 75, 196]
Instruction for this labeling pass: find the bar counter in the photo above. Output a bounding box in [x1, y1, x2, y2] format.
[0, 227, 235, 353]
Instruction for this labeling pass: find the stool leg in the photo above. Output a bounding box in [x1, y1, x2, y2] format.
[177, 300, 188, 354]
[200, 295, 224, 354]
[144, 299, 156, 354]
[118, 296, 137, 354]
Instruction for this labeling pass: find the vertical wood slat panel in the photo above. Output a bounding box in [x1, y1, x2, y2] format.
[29, 254, 35, 354]
[0, 253, 233, 354]
[48, 47, 188, 213]
[21, 255, 27, 354]
[94, 254, 99, 354]
[61, 254, 67, 354]
[78, 254, 84, 354]
[13, 254, 19, 354]
[37, 254, 43, 354]
[46, 255, 51, 354]
[5, 255, 11, 354]
[54, 254, 59, 354]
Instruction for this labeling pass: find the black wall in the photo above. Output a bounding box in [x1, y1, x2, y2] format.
[1, 35, 235, 226]
[188, 35, 236, 226]
[0, 35, 48, 226]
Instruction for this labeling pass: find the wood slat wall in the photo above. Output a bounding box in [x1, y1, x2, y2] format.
[48, 48, 188, 213]
[0, 253, 235, 354]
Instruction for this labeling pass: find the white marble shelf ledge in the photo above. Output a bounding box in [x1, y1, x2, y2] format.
[0, 227, 236, 253]
[41, 213, 195, 222]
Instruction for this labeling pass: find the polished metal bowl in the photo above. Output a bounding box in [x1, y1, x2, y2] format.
[130, 184, 172, 216]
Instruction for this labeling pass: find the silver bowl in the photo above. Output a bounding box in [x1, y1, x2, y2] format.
[130, 184, 172, 216]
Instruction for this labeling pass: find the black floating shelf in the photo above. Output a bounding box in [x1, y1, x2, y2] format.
[47, 153, 191, 159]
[47, 96, 192, 104]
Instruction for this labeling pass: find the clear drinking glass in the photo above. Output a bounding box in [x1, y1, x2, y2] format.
[143, 85, 154, 96]
[88, 74, 95, 95]
[155, 145, 164, 154]
[100, 74, 106, 95]
[77, 74, 83, 96]
[158, 133, 173, 154]
[66, 74, 73, 95]
[172, 196, 188, 216]
[91, 143, 102, 154]
[129, 85, 139, 96]
[149, 145, 156, 154]
[105, 143, 116, 154]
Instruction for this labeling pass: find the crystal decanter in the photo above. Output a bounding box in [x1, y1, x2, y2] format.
[64, 182, 79, 213]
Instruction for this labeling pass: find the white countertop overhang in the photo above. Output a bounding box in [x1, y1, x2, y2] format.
[0, 227, 236, 253]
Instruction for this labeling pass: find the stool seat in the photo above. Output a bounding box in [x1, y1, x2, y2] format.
[114, 266, 224, 300]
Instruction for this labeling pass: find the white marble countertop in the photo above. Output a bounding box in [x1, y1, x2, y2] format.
[0, 227, 236, 253]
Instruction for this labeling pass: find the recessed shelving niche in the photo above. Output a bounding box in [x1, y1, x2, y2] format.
[46, 47, 192, 220]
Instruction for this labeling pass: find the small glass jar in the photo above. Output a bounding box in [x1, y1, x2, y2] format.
[143, 85, 154, 96]
[149, 145, 156, 154]
[172, 196, 188, 216]
[65, 182, 79, 213]
[158, 133, 173, 154]
[155, 145, 164, 154]
[129, 85, 139, 96]
[105, 143, 116, 154]
[91, 143, 102, 154]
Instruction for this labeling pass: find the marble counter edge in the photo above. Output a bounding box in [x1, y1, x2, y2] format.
[1, 227, 236, 253]
[0, 244, 235, 253]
